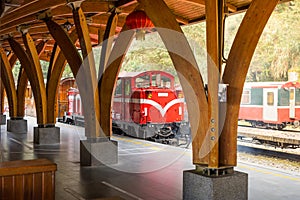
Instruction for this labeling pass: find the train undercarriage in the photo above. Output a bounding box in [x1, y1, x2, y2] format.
[112, 121, 191, 148]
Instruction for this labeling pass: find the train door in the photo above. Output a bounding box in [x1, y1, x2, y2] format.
[289, 87, 295, 118]
[263, 88, 278, 122]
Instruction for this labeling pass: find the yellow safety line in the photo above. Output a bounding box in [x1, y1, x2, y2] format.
[238, 164, 300, 182]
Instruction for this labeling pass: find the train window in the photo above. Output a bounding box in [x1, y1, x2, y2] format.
[135, 75, 150, 88]
[241, 90, 250, 104]
[125, 79, 131, 96]
[161, 76, 171, 88]
[115, 79, 122, 95]
[152, 74, 161, 87]
[267, 92, 274, 106]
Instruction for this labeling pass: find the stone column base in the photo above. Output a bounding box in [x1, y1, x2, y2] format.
[34, 126, 60, 145]
[183, 170, 248, 200]
[0, 115, 6, 125]
[7, 119, 28, 133]
[80, 137, 118, 166]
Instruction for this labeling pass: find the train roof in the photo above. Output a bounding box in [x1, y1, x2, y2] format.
[118, 71, 174, 79]
[244, 81, 300, 89]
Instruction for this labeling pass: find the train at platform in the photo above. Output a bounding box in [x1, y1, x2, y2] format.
[58, 74, 300, 140]
[59, 71, 191, 145]
[239, 81, 300, 130]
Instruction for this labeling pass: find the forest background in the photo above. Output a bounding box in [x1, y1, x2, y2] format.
[12, 0, 300, 84]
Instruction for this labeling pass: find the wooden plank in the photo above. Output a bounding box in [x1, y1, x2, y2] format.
[0, 159, 57, 176]
[1, 0, 66, 27]
[24, 174, 33, 199]
[33, 173, 42, 200]
[2, 176, 14, 199]
[221, 0, 279, 166]
[42, 172, 55, 199]
[14, 175, 24, 200]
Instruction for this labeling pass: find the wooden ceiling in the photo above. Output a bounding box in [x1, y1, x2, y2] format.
[0, 0, 283, 61]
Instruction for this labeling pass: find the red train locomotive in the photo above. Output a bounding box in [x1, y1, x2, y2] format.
[239, 81, 300, 129]
[112, 71, 188, 139]
[63, 71, 190, 143]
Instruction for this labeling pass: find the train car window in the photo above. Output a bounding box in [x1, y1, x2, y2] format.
[125, 79, 131, 96]
[135, 75, 150, 88]
[241, 89, 250, 104]
[267, 92, 274, 106]
[278, 89, 289, 106]
[295, 89, 300, 105]
[115, 79, 122, 95]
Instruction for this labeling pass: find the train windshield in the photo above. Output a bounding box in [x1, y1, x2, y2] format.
[152, 74, 171, 88]
[135, 75, 150, 88]
[135, 72, 173, 89]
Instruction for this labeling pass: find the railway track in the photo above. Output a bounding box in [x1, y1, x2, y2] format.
[237, 140, 300, 162]
[238, 125, 300, 149]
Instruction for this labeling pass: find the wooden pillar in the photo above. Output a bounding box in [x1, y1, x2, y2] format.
[14, 41, 45, 118]
[22, 32, 47, 125]
[0, 48, 17, 118]
[220, 0, 279, 166]
[70, 2, 100, 138]
[98, 10, 118, 77]
[46, 28, 77, 125]
[98, 10, 119, 137]
[100, 25, 135, 139]
[205, 0, 224, 168]
[0, 81, 4, 114]
[138, 0, 209, 165]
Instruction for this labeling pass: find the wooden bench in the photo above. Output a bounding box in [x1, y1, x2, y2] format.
[0, 159, 57, 200]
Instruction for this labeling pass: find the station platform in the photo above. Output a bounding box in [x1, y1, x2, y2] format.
[0, 116, 299, 200]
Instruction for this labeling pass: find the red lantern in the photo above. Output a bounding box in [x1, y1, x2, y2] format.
[125, 10, 154, 40]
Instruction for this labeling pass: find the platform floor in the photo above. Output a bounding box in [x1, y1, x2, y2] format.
[0, 116, 300, 200]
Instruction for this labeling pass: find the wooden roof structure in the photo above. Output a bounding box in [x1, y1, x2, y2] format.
[0, 0, 258, 61]
[0, 0, 289, 171]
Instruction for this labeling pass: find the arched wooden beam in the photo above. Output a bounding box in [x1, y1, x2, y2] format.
[100, 25, 134, 138]
[45, 19, 81, 76]
[8, 38, 45, 123]
[0, 82, 4, 114]
[46, 28, 78, 124]
[22, 33, 47, 125]
[98, 11, 118, 77]
[8, 53, 18, 69]
[0, 48, 17, 118]
[16, 69, 27, 118]
[139, 0, 210, 164]
[220, 0, 279, 166]
[72, 5, 100, 137]
[16, 41, 46, 118]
